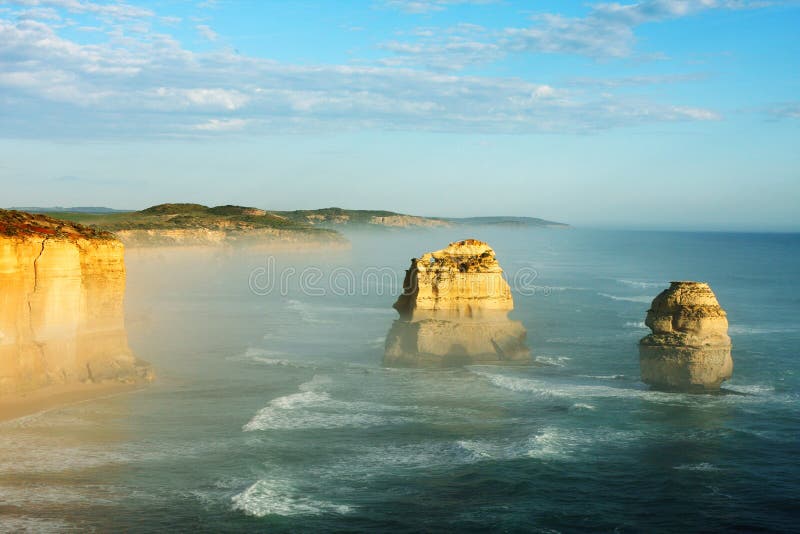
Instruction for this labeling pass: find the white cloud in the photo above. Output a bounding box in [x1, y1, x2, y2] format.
[533, 85, 555, 99]
[767, 102, 800, 119]
[16, 6, 60, 20]
[196, 23, 217, 41]
[567, 72, 709, 87]
[382, 0, 498, 14]
[668, 106, 721, 120]
[191, 118, 250, 131]
[0, 8, 724, 138]
[381, 0, 783, 68]
[3, 0, 153, 20]
[380, 36, 502, 70]
[155, 87, 249, 111]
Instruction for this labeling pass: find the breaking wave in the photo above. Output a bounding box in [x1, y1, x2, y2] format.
[232, 479, 352, 517]
[533, 355, 571, 367]
[728, 325, 800, 336]
[231, 347, 299, 367]
[674, 463, 723, 472]
[243, 375, 411, 431]
[616, 279, 664, 289]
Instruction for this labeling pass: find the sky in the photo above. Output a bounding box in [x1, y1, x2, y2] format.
[0, 0, 798, 231]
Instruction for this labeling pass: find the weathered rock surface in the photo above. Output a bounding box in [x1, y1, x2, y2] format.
[639, 281, 732, 391]
[385, 239, 529, 367]
[393, 239, 514, 318]
[0, 210, 152, 397]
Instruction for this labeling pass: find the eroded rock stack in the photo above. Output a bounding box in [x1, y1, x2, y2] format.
[385, 239, 529, 367]
[0, 210, 152, 397]
[639, 281, 732, 391]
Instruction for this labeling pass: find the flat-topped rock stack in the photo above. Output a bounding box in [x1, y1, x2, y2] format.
[385, 239, 529, 367]
[393, 239, 514, 318]
[639, 281, 733, 391]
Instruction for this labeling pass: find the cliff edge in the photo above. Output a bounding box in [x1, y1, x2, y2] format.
[0, 210, 152, 404]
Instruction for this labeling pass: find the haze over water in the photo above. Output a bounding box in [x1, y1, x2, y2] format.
[1, 228, 798, 532]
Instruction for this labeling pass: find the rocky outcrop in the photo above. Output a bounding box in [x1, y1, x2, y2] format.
[0, 210, 152, 397]
[639, 281, 732, 391]
[393, 239, 514, 318]
[385, 239, 529, 367]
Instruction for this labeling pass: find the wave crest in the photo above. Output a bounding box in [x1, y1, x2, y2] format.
[232, 479, 352, 517]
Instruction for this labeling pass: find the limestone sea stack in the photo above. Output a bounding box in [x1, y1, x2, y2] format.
[0, 210, 152, 402]
[639, 281, 732, 391]
[393, 239, 514, 318]
[384, 239, 529, 367]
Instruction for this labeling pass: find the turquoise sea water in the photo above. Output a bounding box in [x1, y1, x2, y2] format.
[1, 229, 798, 532]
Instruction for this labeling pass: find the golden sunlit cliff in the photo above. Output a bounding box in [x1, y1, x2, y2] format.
[0, 210, 152, 401]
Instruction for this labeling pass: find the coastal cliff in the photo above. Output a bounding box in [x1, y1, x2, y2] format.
[0, 210, 152, 402]
[385, 239, 529, 367]
[639, 281, 733, 391]
[40, 204, 347, 248]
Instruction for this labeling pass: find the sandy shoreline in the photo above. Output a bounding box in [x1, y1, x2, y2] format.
[0, 383, 143, 424]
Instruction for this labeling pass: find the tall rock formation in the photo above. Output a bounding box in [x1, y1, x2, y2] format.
[0, 210, 152, 398]
[639, 281, 732, 391]
[385, 239, 529, 367]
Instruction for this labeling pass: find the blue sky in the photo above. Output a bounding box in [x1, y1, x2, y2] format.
[0, 0, 798, 230]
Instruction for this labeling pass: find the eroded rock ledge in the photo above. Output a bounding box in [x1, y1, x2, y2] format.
[385, 239, 529, 367]
[639, 281, 733, 391]
[0, 210, 152, 398]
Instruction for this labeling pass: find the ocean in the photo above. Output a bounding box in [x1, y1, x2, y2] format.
[1, 228, 798, 532]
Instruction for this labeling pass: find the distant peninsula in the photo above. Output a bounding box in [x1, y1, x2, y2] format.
[12, 204, 568, 247]
[24, 204, 344, 248]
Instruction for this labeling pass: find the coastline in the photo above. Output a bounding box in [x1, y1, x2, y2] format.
[0, 382, 144, 424]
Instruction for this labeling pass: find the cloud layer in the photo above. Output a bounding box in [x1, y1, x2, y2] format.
[3, 0, 780, 138]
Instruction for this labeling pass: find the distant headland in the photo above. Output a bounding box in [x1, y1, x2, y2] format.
[10, 204, 568, 247]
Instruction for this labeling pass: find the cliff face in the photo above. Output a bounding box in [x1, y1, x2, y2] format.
[385, 239, 529, 367]
[0, 210, 151, 396]
[368, 215, 450, 228]
[113, 227, 346, 248]
[639, 281, 732, 391]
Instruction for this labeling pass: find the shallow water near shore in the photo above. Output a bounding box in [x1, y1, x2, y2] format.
[1, 228, 798, 532]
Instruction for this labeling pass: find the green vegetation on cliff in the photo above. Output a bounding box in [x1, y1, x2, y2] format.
[0, 209, 116, 240]
[21, 204, 568, 235]
[40, 204, 331, 233]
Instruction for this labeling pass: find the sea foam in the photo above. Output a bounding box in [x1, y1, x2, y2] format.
[616, 279, 664, 289]
[231, 479, 352, 517]
[674, 462, 723, 472]
[598, 293, 654, 304]
[243, 375, 411, 431]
